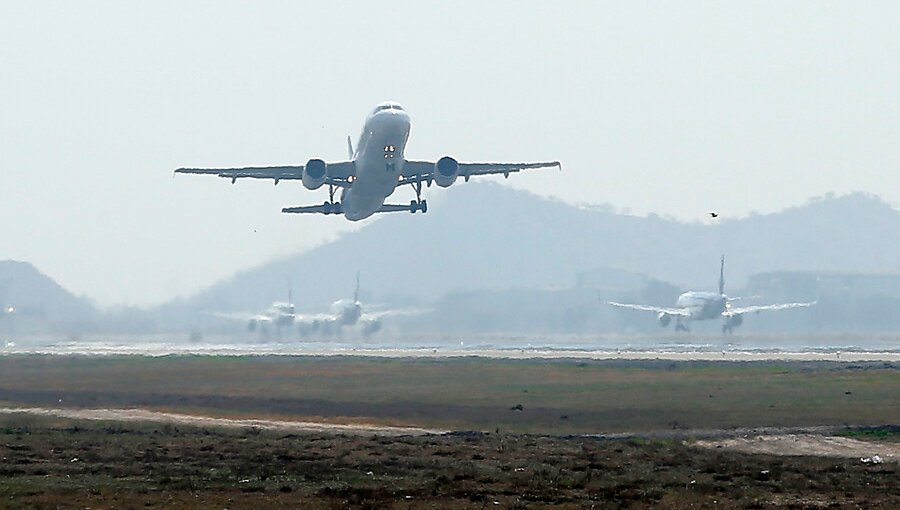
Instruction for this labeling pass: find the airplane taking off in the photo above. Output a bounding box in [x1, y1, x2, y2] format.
[176, 101, 561, 221]
[608, 256, 815, 333]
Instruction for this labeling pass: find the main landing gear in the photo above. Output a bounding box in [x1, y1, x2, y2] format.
[408, 180, 427, 214]
[321, 184, 342, 215]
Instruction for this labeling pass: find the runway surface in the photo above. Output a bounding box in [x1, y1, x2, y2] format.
[3, 339, 899, 362]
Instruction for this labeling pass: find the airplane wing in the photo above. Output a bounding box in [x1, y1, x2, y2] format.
[400, 160, 561, 183]
[293, 313, 339, 323]
[213, 311, 274, 323]
[361, 307, 428, 321]
[176, 162, 356, 184]
[607, 302, 692, 317]
[725, 301, 816, 316]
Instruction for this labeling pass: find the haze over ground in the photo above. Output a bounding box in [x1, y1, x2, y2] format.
[1, 2, 898, 307]
[7, 187, 900, 337]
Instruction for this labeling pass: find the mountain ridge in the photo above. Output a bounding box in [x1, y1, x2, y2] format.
[167, 184, 900, 315]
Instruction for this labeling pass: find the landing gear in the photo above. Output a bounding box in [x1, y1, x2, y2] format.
[322, 201, 342, 214]
[408, 180, 428, 214]
[408, 200, 427, 213]
[321, 185, 341, 214]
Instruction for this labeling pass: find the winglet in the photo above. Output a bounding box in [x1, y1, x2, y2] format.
[347, 136, 354, 159]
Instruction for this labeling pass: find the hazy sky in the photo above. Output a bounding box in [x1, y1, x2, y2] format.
[1, 2, 898, 307]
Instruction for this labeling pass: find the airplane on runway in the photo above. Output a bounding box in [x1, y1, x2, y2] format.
[176, 101, 561, 221]
[244, 301, 296, 333]
[607, 256, 815, 333]
[221, 273, 409, 338]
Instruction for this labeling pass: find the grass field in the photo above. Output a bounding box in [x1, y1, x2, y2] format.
[0, 355, 898, 434]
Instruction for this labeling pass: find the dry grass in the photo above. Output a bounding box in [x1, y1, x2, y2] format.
[0, 356, 898, 433]
[0, 414, 898, 508]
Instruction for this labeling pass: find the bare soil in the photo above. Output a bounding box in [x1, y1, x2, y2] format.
[696, 434, 900, 461]
[1, 414, 899, 509]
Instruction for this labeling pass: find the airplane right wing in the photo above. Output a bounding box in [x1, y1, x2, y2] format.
[213, 311, 273, 323]
[361, 307, 429, 321]
[176, 162, 356, 185]
[607, 302, 692, 317]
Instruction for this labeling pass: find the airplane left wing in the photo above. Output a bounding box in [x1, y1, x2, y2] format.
[725, 301, 816, 315]
[400, 160, 561, 183]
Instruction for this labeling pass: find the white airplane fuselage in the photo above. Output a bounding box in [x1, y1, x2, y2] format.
[330, 299, 363, 326]
[340, 103, 411, 220]
[675, 291, 727, 321]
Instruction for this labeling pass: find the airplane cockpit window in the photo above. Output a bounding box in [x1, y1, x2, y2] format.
[372, 103, 404, 115]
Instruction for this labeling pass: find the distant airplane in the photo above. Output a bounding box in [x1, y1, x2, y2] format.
[608, 256, 815, 333]
[218, 296, 296, 333]
[221, 273, 409, 338]
[175, 101, 561, 221]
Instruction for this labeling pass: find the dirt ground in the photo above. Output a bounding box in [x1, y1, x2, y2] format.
[1, 413, 899, 509]
[1, 355, 898, 507]
[0, 406, 445, 436]
[696, 434, 900, 461]
[5, 405, 899, 462]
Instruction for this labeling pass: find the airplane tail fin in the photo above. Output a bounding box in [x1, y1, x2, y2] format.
[347, 135, 354, 159]
[718, 255, 725, 295]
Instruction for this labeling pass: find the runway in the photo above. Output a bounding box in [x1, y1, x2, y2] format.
[3, 339, 899, 362]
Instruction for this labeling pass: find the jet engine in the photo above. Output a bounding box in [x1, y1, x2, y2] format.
[302, 159, 327, 190]
[657, 312, 671, 327]
[434, 156, 459, 188]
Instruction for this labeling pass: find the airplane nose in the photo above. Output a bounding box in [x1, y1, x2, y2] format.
[375, 109, 409, 127]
